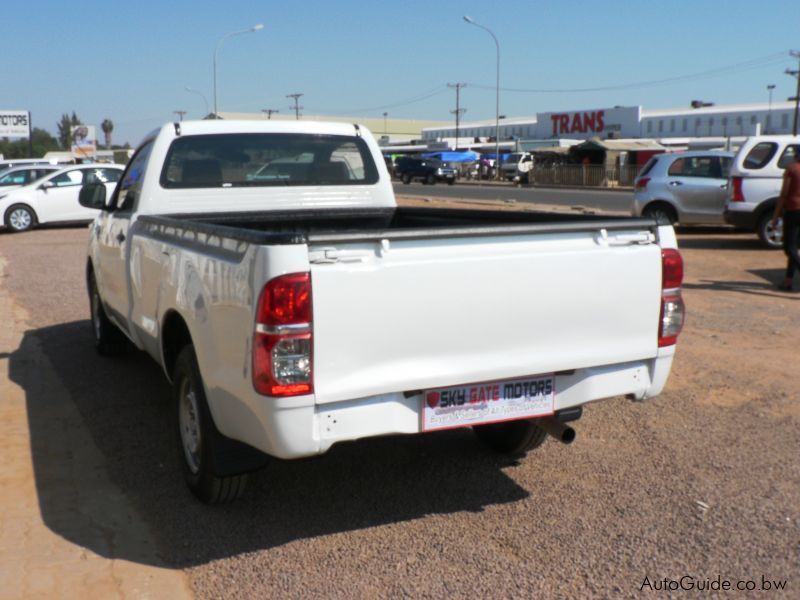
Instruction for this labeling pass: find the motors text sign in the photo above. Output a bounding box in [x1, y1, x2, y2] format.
[0, 111, 30, 138]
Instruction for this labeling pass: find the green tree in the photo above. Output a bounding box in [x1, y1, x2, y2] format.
[0, 128, 59, 159]
[101, 118, 114, 149]
[57, 111, 82, 150]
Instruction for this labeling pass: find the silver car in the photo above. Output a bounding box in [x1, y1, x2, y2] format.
[632, 150, 734, 225]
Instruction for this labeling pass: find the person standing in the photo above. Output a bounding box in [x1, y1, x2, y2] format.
[772, 150, 800, 291]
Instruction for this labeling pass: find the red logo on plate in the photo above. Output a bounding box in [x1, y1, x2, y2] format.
[426, 391, 440, 408]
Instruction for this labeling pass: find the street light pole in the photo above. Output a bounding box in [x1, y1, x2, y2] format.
[766, 84, 775, 134]
[213, 23, 264, 117]
[464, 16, 500, 180]
[185, 87, 209, 117]
[787, 51, 800, 137]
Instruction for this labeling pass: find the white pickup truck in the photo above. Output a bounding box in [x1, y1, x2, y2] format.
[80, 120, 685, 504]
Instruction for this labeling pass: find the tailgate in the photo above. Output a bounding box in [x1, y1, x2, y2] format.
[309, 228, 662, 404]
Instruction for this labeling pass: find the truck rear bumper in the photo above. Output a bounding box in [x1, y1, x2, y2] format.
[214, 349, 675, 459]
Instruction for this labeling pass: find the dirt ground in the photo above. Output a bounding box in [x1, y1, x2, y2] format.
[0, 206, 797, 598]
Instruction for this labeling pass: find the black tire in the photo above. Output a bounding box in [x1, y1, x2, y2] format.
[473, 419, 548, 454]
[4, 204, 37, 232]
[425, 173, 436, 185]
[447, 178, 455, 186]
[642, 203, 677, 226]
[173, 345, 249, 504]
[756, 212, 783, 249]
[401, 174, 412, 185]
[88, 272, 128, 356]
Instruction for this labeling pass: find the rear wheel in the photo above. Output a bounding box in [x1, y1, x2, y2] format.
[4, 204, 37, 232]
[174, 345, 249, 504]
[473, 419, 548, 454]
[425, 173, 436, 185]
[401, 174, 411, 184]
[757, 212, 783, 249]
[642, 203, 677, 226]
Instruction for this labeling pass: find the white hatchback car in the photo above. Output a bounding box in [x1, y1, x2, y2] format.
[0, 164, 124, 232]
[632, 150, 734, 225]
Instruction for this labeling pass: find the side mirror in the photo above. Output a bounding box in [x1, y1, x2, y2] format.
[39, 181, 55, 190]
[78, 182, 109, 210]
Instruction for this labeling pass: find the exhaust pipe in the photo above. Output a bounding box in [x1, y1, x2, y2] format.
[538, 418, 576, 444]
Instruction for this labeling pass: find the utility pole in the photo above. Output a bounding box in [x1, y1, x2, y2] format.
[448, 83, 467, 150]
[261, 108, 279, 119]
[787, 50, 800, 136]
[287, 93, 304, 120]
[174, 110, 186, 121]
[766, 84, 776, 134]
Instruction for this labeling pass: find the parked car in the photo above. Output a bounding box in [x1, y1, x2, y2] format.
[0, 165, 62, 192]
[395, 156, 456, 185]
[80, 119, 683, 504]
[0, 164, 124, 232]
[632, 151, 734, 225]
[724, 135, 800, 248]
[500, 152, 533, 182]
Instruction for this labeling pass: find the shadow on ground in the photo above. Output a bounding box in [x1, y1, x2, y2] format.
[682, 268, 799, 300]
[674, 228, 766, 251]
[9, 320, 529, 568]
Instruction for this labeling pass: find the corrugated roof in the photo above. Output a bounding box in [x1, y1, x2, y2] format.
[576, 138, 666, 151]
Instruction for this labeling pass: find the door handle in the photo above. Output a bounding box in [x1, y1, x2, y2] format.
[668, 181, 683, 186]
[719, 184, 728, 189]
[116, 231, 126, 243]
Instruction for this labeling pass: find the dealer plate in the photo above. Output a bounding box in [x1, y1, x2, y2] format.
[421, 374, 555, 432]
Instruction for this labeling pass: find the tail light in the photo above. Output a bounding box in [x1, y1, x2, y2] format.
[730, 176, 744, 202]
[253, 273, 313, 396]
[659, 249, 685, 347]
[635, 177, 650, 191]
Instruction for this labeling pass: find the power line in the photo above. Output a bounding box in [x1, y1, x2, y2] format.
[466, 51, 792, 94]
[320, 85, 449, 116]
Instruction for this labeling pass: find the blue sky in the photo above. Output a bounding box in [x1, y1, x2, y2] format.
[3, 0, 797, 147]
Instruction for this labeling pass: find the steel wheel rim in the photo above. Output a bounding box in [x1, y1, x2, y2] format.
[179, 378, 202, 474]
[9, 208, 31, 230]
[765, 220, 783, 246]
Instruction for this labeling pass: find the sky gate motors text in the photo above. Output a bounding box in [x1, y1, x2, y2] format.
[429, 379, 554, 409]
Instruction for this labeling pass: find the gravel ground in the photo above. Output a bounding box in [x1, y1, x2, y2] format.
[0, 218, 797, 599]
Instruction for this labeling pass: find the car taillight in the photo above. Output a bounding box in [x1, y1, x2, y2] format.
[635, 177, 650, 191]
[253, 273, 313, 397]
[730, 176, 744, 202]
[659, 249, 685, 347]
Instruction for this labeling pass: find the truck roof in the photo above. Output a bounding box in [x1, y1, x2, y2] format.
[156, 119, 366, 139]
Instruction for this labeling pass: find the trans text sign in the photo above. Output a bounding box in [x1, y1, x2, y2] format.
[0, 111, 31, 139]
[534, 106, 641, 139]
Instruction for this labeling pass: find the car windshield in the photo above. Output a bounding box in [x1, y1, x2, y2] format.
[160, 133, 380, 188]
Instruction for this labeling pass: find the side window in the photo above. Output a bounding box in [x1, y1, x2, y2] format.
[667, 158, 685, 176]
[777, 145, 800, 169]
[720, 157, 732, 177]
[742, 142, 778, 170]
[85, 168, 122, 184]
[50, 170, 85, 186]
[112, 142, 154, 211]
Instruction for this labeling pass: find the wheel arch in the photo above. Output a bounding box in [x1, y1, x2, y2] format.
[642, 200, 679, 223]
[753, 197, 778, 221]
[161, 310, 193, 382]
